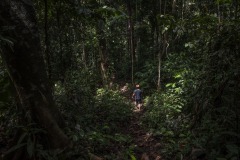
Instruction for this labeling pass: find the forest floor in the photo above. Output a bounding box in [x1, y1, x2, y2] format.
[0, 84, 165, 160]
[126, 106, 163, 160]
[120, 84, 163, 160]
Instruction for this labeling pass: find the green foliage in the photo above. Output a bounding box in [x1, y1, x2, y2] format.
[141, 68, 191, 158]
[56, 77, 133, 159]
[96, 6, 125, 18]
[135, 60, 158, 92]
[92, 88, 133, 132]
[70, 88, 133, 158]
[0, 63, 19, 156]
[91, 89, 131, 156]
[157, 14, 176, 34]
[2, 0, 240, 159]
[3, 124, 56, 160]
[142, 59, 188, 131]
[181, 105, 240, 160]
[216, 0, 232, 4]
[143, 90, 186, 134]
[173, 14, 240, 160]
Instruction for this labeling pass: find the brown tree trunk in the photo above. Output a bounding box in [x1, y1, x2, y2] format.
[80, 23, 87, 68]
[127, 1, 135, 84]
[56, 4, 65, 83]
[172, 0, 176, 14]
[97, 20, 109, 87]
[157, 0, 168, 91]
[0, 0, 70, 154]
[44, 0, 52, 81]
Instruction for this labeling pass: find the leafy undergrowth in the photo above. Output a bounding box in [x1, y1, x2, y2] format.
[60, 87, 136, 160]
[60, 86, 165, 160]
[0, 83, 183, 160]
[3, 82, 238, 160]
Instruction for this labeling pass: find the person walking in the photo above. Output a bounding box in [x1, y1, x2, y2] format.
[132, 84, 142, 111]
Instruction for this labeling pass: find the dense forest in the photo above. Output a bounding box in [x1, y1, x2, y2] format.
[0, 0, 240, 160]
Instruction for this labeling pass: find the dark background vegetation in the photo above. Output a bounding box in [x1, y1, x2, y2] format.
[0, 0, 240, 159]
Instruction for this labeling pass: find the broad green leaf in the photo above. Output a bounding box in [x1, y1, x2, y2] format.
[130, 154, 137, 160]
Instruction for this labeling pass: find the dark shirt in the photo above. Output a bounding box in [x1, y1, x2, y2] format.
[133, 89, 142, 100]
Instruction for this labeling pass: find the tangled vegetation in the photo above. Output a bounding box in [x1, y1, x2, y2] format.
[1, 0, 240, 159]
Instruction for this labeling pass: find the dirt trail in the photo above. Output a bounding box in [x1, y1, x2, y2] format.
[120, 83, 163, 160]
[127, 108, 163, 160]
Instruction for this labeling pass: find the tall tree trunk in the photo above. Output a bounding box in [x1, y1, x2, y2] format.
[157, 0, 168, 90]
[182, 0, 185, 20]
[80, 23, 87, 68]
[97, 20, 109, 87]
[56, 4, 65, 83]
[157, 33, 168, 90]
[0, 0, 70, 154]
[157, 34, 163, 90]
[172, 0, 176, 15]
[217, 1, 222, 32]
[157, 47, 162, 90]
[157, 0, 162, 90]
[127, 1, 135, 84]
[44, 0, 51, 81]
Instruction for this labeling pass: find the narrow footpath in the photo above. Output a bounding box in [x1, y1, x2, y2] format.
[120, 84, 163, 160]
[127, 108, 163, 160]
